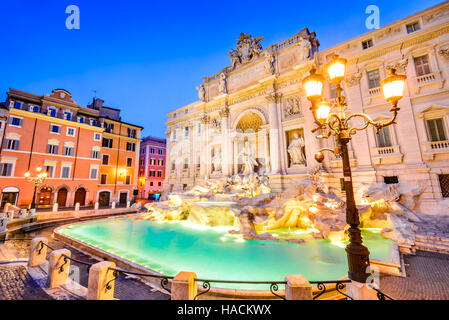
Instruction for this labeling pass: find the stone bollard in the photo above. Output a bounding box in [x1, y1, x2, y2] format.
[285, 275, 312, 300]
[19, 209, 27, 218]
[126, 201, 130, 208]
[172, 271, 197, 300]
[111, 201, 116, 209]
[28, 237, 48, 267]
[52, 203, 58, 213]
[6, 211, 14, 220]
[0, 218, 8, 234]
[47, 249, 71, 288]
[28, 208, 36, 217]
[346, 281, 378, 300]
[94, 202, 99, 210]
[87, 261, 116, 300]
[75, 202, 80, 212]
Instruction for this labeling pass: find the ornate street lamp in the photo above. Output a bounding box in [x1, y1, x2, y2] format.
[24, 167, 48, 209]
[302, 55, 407, 283]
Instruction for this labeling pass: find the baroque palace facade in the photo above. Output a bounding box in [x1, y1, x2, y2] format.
[0, 89, 142, 209]
[165, 2, 449, 213]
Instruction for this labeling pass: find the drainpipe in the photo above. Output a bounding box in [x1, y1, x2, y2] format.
[27, 118, 38, 171]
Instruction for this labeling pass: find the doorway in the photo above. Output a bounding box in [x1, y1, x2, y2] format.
[38, 187, 53, 206]
[56, 188, 68, 207]
[74, 188, 86, 206]
[119, 192, 127, 205]
[1, 192, 18, 209]
[99, 191, 110, 206]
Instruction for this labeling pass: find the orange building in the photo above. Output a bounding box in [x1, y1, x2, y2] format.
[0, 88, 143, 209]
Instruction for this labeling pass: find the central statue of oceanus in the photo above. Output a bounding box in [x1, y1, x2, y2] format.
[239, 141, 258, 175]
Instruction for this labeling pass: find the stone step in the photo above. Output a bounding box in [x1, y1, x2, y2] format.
[415, 238, 449, 245]
[415, 235, 449, 243]
[414, 242, 449, 254]
[414, 241, 449, 251]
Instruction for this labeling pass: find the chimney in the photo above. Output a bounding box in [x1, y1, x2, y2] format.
[92, 98, 104, 110]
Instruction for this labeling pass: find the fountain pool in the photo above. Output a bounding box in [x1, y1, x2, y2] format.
[57, 217, 396, 290]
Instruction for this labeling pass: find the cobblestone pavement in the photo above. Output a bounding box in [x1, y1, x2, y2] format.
[380, 250, 449, 300]
[415, 213, 449, 238]
[0, 265, 53, 300]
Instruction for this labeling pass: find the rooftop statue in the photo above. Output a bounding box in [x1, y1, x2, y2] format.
[228, 32, 265, 69]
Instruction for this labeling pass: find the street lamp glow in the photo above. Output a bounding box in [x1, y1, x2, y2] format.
[327, 55, 347, 83]
[380, 68, 407, 104]
[24, 171, 31, 178]
[302, 69, 324, 101]
[316, 100, 331, 122]
[36, 167, 42, 172]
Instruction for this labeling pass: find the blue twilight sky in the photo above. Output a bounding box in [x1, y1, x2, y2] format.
[0, 0, 444, 137]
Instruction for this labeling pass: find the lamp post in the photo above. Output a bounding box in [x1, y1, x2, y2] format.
[302, 55, 407, 283]
[24, 167, 48, 210]
[138, 176, 145, 200]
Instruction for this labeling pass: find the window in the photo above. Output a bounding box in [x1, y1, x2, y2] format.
[149, 170, 155, 177]
[47, 107, 57, 117]
[384, 176, 399, 185]
[89, 118, 97, 126]
[150, 181, 154, 186]
[3, 139, 20, 150]
[13, 101, 23, 109]
[367, 69, 380, 89]
[9, 117, 23, 127]
[66, 127, 76, 137]
[150, 148, 155, 154]
[171, 160, 176, 171]
[377, 127, 392, 148]
[100, 174, 107, 185]
[47, 144, 59, 154]
[61, 166, 71, 179]
[185, 127, 189, 137]
[406, 22, 420, 34]
[126, 142, 136, 152]
[128, 128, 137, 138]
[29, 105, 40, 113]
[44, 166, 54, 178]
[426, 118, 447, 142]
[157, 171, 162, 177]
[94, 133, 101, 141]
[91, 150, 101, 159]
[50, 124, 61, 134]
[158, 159, 164, 166]
[63, 146, 74, 156]
[198, 123, 201, 134]
[102, 138, 113, 148]
[158, 149, 163, 155]
[184, 158, 189, 169]
[0, 163, 13, 176]
[150, 158, 156, 165]
[127, 157, 133, 167]
[90, 168, 98, 179]
[125, 176, 131, 185]
[158, 182, 162, 187]
[362, 39, 373, 50]
[104, 122, 114, 133]
[414, 55, 431, 77]
[63, 111, 72, 121]
[77, 116, 85, 123]
[102, 154, 109, 165]
[171, 130, 177, 141]
[439, 175, 449, 198]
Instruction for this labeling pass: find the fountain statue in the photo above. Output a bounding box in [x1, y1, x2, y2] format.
[287, 133, 306, 166]
[239, 141, 258, 175]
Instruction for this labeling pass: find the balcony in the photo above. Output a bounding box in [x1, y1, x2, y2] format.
[423, 140, 449, 160]
[372, 145, 403, 165]
[363, 87, 382, 105]
[412, 72, 445, 94]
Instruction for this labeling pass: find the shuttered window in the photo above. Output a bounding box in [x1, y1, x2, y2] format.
[427, 118, 447, 142]
[377, 127, 392, 148]
[0, 163, 13, 176]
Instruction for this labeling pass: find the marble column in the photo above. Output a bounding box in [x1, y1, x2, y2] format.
[264, 130, 271, 173]
[220, 107, 231, 176]
[200, 115, 210, 179]
[266, 93, 282, 174]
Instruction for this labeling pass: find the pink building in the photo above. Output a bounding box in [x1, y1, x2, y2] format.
[138, 136, 166, 200]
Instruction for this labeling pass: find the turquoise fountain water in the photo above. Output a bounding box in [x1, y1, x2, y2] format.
[59, 218, 395, 290]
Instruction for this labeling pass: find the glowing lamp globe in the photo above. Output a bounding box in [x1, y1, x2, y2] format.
[24, 171, 31, 178]
[316, 100, 331, 122]
[327, 55, 347, 83]
[302, 69, 324, 101]
[36, 167, 42, 172]
[380, 68, 407, 104]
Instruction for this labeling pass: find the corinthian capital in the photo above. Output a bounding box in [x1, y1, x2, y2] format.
[344, 72, 362, 87]
[200, 113, 211, 124]
[265, 92, 283, 104]
[219, 107, 230, 118]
